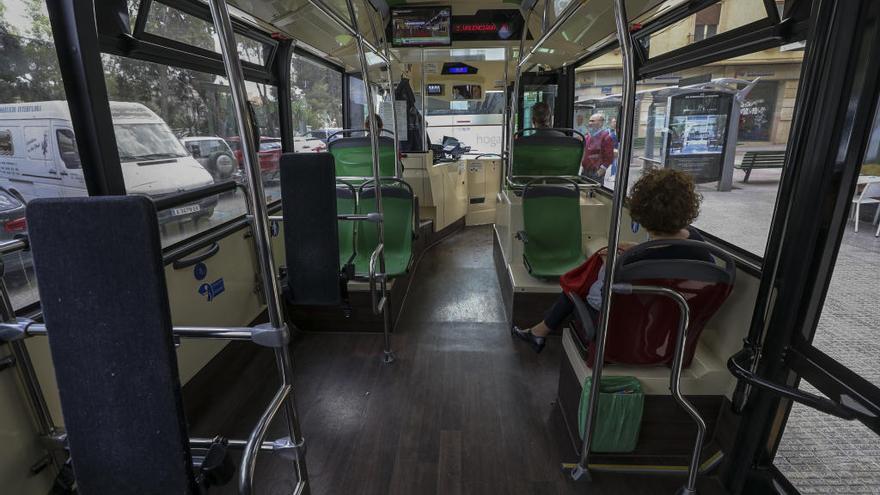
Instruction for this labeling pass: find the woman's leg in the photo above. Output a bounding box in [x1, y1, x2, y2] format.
[532, 292, 575, 337]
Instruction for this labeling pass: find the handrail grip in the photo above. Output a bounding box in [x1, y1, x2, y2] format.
[368, 243, 385, 315]
[611, 283, 705, 493]
[239, 383, 291, 495]
[727, 347, 859, 420]
[0, 238, 28, 256]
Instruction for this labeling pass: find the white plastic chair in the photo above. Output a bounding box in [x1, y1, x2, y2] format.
[851, 181, 880, 236]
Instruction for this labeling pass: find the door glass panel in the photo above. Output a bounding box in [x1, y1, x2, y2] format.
[775, 91, 880, 493]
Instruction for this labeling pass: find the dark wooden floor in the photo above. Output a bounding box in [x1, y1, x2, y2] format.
[204, 226, 727, 494]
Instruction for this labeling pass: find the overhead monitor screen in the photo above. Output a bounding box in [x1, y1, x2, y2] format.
[391, 7, 452, 47]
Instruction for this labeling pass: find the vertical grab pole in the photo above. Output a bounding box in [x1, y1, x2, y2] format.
[570, 0, 636, 482]
[421, 49, 428, 152]
[501, 47, 510, 190]
[665, 289, 704, 495]
[346, 0, 395, 364]
[508, 8, 533, 186]
[206, 1, 311, 493]
[364, 5, 401, 178]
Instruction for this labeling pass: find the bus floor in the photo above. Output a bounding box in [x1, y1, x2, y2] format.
[200, 226, 728, 495]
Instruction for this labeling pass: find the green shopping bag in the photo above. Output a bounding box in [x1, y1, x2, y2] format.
[577, 375, 644, 453]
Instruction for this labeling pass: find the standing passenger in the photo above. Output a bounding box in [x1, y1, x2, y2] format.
[581, 113, 615, 180]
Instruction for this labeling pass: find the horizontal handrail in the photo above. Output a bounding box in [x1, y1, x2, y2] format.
[152, 180, 238, 212]
[190, 437, 278, 452]
[0, 238, 28, 256]
[268, 213, 382, 223]
[728, 347, 860, 420]
[4, 322, 289, 349]
[506, 176, 600, 191]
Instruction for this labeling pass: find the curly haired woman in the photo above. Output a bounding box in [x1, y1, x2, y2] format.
[512, 168, 713, 353]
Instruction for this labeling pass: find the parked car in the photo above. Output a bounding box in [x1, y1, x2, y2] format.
[227, 136, 281, 177]
[181, 136, 239, 182]
[0, 101, 217, 223]
[0, 188, 27, 242]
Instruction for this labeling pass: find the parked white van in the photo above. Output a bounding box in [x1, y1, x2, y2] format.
[0, 101, 217, 220]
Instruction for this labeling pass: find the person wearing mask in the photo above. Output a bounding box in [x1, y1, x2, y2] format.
[581, 113, 615, 180]
[512, 169, 713, 353]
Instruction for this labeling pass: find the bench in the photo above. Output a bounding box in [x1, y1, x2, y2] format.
[734, 150, 786, 182]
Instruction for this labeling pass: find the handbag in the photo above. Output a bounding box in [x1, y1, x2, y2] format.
[559, 248, 607, 298]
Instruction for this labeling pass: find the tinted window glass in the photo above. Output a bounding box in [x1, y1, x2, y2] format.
[102, 54, 248, 246]
[290, 53, 343, 144]
[576, 44, 805, 257]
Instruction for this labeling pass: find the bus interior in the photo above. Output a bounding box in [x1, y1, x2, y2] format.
[0, 0, 878, 494]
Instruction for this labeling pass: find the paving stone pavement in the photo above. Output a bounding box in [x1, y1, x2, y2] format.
[697, 168, 880, 494]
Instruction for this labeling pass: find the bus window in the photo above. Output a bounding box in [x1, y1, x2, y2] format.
[639, 0, 770, 58]
[577, 46, 805, 258]
[290, 53, 343, 150]
[245, 82, 282, 202]
[141, 1, 271, 66]
[102, 54, 249, 247]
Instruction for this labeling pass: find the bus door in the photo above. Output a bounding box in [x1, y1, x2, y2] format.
[725, 2, 880, 491]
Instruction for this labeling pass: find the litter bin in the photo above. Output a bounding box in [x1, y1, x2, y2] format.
[577, 375, 644, 453]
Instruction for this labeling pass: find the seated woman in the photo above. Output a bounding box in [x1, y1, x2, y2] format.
[513, 168, 713, 353]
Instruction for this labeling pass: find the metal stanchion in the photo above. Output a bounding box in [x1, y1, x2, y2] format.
[570, 0, 637, 482]
[206, 1, 311, 492]
[344, 0, 395, 364]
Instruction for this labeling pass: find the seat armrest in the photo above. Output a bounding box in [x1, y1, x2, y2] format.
[567, 291, 596, 341]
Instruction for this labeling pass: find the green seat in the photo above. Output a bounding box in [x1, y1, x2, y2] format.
[336, 181, 357, 268]
[511, 129, 585, 179]
[352, 180, 414, 279]
[329, 136, 396, 178]
[519, 180, 586, 278]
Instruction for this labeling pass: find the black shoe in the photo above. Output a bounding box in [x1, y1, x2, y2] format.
[512, 326, 546, 353]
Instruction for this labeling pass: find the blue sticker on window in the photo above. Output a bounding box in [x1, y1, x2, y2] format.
[193, 262, 208, 281]
[631, 221, 640, 233]
[270, 221, 280, 237]
[198, 278, 225, 302]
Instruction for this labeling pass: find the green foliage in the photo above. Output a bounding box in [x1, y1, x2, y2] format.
[291, 55, 343, 133]
[0, 0, 65, 103]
